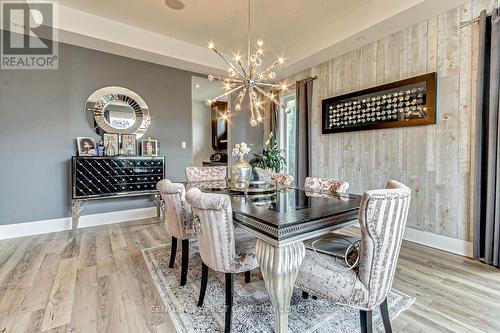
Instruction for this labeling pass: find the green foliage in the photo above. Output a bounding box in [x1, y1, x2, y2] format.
[249, 132, 286, 173]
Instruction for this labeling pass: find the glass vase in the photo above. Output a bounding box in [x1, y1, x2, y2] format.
[231, 155, 252, 189]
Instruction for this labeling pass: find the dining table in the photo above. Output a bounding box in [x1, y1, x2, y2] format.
[185, 181, 362, 333]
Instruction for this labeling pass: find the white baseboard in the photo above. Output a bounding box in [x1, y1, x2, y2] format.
[403, 227, 473, 257]
[1, 211, 473, 258]
[0, 207, 158, 240]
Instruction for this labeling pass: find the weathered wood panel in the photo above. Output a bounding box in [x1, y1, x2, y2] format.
[285, 0, 496, 241]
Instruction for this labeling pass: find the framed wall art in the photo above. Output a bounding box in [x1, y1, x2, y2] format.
[322, 72, 437, 134]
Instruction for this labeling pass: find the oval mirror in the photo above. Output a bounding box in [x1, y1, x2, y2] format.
[84, 86, 150, 138]
[103, 100, 136, 129]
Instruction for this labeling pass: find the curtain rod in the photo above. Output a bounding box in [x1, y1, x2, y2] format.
[459, 9, 495, 29]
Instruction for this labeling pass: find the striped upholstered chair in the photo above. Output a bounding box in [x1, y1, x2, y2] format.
[295, 180, 411, 333]
[185, 166, 227, 182]
[156, 179, 193, 286]
[304, 176, 350, 193]
[186, 187, 258, 333]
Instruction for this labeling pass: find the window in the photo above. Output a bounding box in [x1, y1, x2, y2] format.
[278, 93, 297, 178]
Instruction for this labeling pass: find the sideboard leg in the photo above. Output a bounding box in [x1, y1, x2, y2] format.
[154, 194, 162, 218]
[71, 200, 86, 238]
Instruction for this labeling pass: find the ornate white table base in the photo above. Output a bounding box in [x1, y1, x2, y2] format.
[255, 239, 306, 333]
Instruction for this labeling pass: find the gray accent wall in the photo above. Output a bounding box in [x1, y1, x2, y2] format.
[0, 40, 194, 226]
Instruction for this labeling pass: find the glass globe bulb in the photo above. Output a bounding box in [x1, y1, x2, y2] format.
[250, 119, 258, 127]
[285, 106, 291, 114]
[235, 104, 241, 111]
[205, 99, 212, 106]
[207, 74, 214, 81]
[255, 57, 263, 65]
[257, 39, 264, 47]
[250, 54, 257, 63]
[251, 91, 257, 100]
[208, 42, 214, 49]
[268, 72, 276, 79]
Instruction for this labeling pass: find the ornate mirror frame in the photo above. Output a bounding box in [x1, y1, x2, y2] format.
[84, 86, 150, 138]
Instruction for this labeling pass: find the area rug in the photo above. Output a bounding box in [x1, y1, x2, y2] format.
[142, 243, 414, 333]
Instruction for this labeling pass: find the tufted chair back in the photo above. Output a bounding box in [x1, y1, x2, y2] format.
[357, 180, 411, 308]
[304, 177, 349, 193]
[185, 188, 237, 273]
[156, 179, 192, 240]
[185, 166, 227, 182]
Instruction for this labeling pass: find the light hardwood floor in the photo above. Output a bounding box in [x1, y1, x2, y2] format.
[0, 218, 499, 332]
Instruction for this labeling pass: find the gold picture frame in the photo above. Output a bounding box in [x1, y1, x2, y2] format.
[141, 138, 158, 156]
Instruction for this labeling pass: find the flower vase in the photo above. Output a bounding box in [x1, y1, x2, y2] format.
[231, 155, 252, 189]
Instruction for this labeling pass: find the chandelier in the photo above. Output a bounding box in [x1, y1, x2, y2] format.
[205, 0, 290, 127]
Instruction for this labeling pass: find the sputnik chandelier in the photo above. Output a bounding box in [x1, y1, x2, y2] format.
[205, 0, 290, 127]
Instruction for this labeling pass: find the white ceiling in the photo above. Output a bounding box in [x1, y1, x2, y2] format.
[54, 0, 467, 77]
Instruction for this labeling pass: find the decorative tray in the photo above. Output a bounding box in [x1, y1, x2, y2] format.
[228, 180, 276, 193]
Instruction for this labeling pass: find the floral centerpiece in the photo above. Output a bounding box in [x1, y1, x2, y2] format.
[230, 142, 252, 189]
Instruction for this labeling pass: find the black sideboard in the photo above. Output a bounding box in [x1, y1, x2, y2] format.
[71, 156, 165, 234]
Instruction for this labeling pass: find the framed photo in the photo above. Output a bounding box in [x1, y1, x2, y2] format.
[103, 133, 119, 156]
[76, 137, 96, 156]
[122, 134, 137, 156]
[141, 138, 158, 156]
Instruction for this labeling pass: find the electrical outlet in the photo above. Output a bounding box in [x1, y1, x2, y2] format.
[181, 141, 187, 149]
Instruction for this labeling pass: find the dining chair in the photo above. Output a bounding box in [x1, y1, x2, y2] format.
[185, 166, 227, 182]
[304, 176, 349, 193]
[271, 172, 294, 186]
[185, 187, 258, 333]
[295, 180, 411, 333]
[156, 179, 193, 286]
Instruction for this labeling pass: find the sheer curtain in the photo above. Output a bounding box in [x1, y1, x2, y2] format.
[473, 8, 500, 267]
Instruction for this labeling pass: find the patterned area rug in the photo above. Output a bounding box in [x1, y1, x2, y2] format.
[142, 243, 414, 333]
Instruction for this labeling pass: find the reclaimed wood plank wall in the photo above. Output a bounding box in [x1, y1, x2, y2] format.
[282, 0, 499, 241]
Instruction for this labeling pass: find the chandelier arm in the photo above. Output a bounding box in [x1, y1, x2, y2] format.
[256, 82, 282, 88]
[249, 92, 256, 121]
[212, 76, 244, 84]
[235, 87, 248, 107]
[254, 85, 287, 110]
[236, 59, 247, 77]
[212, 84, 244, 102]
[259, 59, 282, 78]
[211, 47, 245, 79]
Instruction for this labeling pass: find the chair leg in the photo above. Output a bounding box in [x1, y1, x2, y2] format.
[180, 239, 189, 286]
[360, 310, 373, 333]
[380, 297, 392, 333]
[302, 291, 309, 299]
[244, 271, 251, 283]
[198, 262, 209, 307]
[225, 273, 234, 333]
[168, 237, 177, 268]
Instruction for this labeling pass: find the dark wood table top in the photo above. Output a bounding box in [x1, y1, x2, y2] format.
[185, 181, 362, 244]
